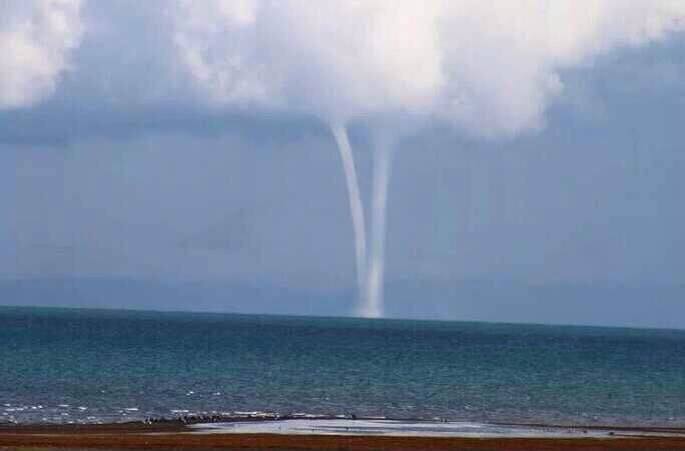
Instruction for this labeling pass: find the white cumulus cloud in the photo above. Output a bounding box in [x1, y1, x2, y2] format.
[172, 0, 685, 136]
[0, 0, 84, 109]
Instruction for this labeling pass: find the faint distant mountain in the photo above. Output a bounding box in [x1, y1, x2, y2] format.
[0, 277, 683, 329]
[384, 279, 685, 329]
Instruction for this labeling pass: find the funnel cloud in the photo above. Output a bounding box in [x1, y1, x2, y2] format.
[170, 0, 685, 317]
[330, 123, 367, 308]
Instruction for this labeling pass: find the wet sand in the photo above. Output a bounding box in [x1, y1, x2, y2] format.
[1, 422, 685, 450]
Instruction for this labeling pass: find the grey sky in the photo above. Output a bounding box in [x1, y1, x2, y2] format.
[2, 2, 685, 328]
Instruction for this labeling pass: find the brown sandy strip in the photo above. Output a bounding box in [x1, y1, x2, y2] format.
[1, 424, 685, 450]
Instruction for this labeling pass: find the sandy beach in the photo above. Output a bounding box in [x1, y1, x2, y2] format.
[1, 421, 685, 450]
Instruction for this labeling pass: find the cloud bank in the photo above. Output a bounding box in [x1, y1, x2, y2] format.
[172, 0, 685, 136]
[0, 0, 83, 109]
[1, 0, 683, 133]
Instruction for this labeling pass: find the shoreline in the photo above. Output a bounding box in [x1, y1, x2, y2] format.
[5, 414, 685, 431]
[1, 419, 685, 450]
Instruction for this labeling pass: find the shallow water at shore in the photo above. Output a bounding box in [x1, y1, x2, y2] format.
[190, 419, 615, 438]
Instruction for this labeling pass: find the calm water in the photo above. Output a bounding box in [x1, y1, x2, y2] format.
[1, 306, 684, 426]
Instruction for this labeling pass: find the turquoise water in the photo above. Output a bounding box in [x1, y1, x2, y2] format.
[1, 306, 684, 426]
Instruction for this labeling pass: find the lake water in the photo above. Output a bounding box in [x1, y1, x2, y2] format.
[1, 306, 684, 426]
